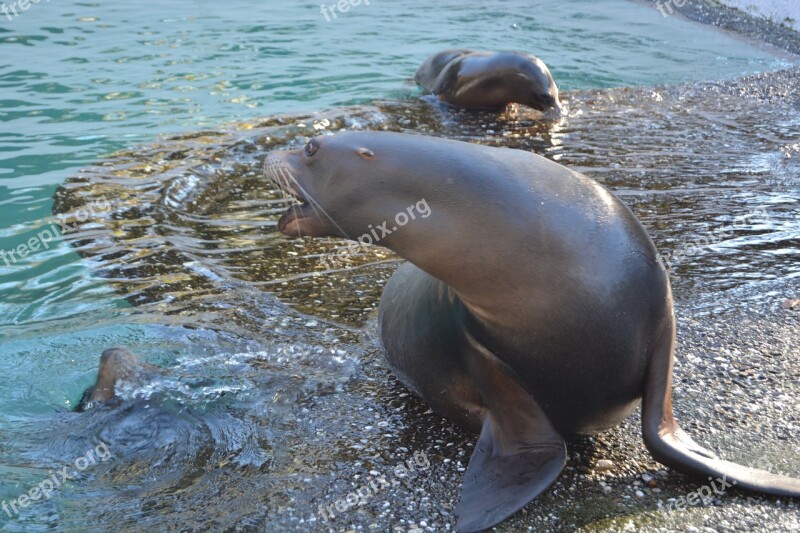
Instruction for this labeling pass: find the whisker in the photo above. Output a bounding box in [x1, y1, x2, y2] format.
[276, 166, 303, 238]
[265, 156, 296, 205]
[265, 155, 352, 240]
[289, 204, 302, 237]
[267, 161, 302, 237]
[276, 167, 300, 205]
[278, 165, 332, 230]
[287, 173, 351, 239]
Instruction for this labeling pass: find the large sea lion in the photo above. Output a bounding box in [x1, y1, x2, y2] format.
[264, 131, 800, 532]
[415, 49, 561, 114]
[77, 348, 158, 412]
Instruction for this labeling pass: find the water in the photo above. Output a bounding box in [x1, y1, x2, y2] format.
[0, 1, 789, 326]
[1, 0, 798, 530]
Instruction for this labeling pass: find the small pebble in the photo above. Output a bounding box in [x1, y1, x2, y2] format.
[595, 459, 614, 472]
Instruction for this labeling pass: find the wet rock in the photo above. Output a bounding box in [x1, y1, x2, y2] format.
[781, 299, 800, 310]
[595, 459, 615, 472]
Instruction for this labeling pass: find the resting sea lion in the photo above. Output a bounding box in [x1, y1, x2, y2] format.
[415, 48, 561, 114]
[264, 131, 800, 532]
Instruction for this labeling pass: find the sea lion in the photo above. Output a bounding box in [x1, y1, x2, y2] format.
[77, 348, 158, 412]
[415, 49, 561, 114]
[264, 131, 800, 532]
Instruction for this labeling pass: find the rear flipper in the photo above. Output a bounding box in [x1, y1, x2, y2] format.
[642, 318, 800, 497]
[646, 422, 800, 495]
[455, 333, 566, 533]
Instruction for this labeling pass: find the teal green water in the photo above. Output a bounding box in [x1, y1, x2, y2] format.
[0, 0, 792, 524]
[0, 0, 789, 328]
[0, 0, 788, 420]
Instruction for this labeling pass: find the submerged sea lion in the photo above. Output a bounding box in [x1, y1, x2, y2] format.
[264, 131, 800, 532]
[76, 348, 158, 412]
[415, 49, 561, 114]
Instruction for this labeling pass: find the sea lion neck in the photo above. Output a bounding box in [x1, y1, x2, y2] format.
[378, 151, 549, 322]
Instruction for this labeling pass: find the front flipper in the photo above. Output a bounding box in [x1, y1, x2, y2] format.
[455, 333, 566, 533]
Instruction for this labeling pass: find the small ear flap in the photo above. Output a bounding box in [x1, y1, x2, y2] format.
[357, 147, 376, 159]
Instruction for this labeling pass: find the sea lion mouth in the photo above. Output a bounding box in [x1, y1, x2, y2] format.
[263, 152, 316, 236]
[542, 102, 563, 119]
[277, 204, 313, 235]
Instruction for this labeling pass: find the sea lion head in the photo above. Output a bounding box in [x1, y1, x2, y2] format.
[462, 52, 561, 114]
[264, 132, 437, 241]
[515, 55, 561, 114]
[416, 49, 562, 114]
[76, 347, 149, 412]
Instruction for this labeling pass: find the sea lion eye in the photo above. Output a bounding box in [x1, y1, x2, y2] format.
[304, 139, 320, 157]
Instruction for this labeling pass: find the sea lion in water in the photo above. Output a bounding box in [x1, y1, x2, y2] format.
[415, 49, 561, 114]
[77, 348, 158, 412]
[264, 131, 800, 532]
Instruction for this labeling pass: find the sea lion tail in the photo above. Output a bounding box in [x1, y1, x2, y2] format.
[641, 316, 800, 497]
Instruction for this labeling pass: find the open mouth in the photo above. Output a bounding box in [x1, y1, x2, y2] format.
[264, 153, 313, 235]
[276, 195, 312, 235]
[276, 179, 310, 211]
